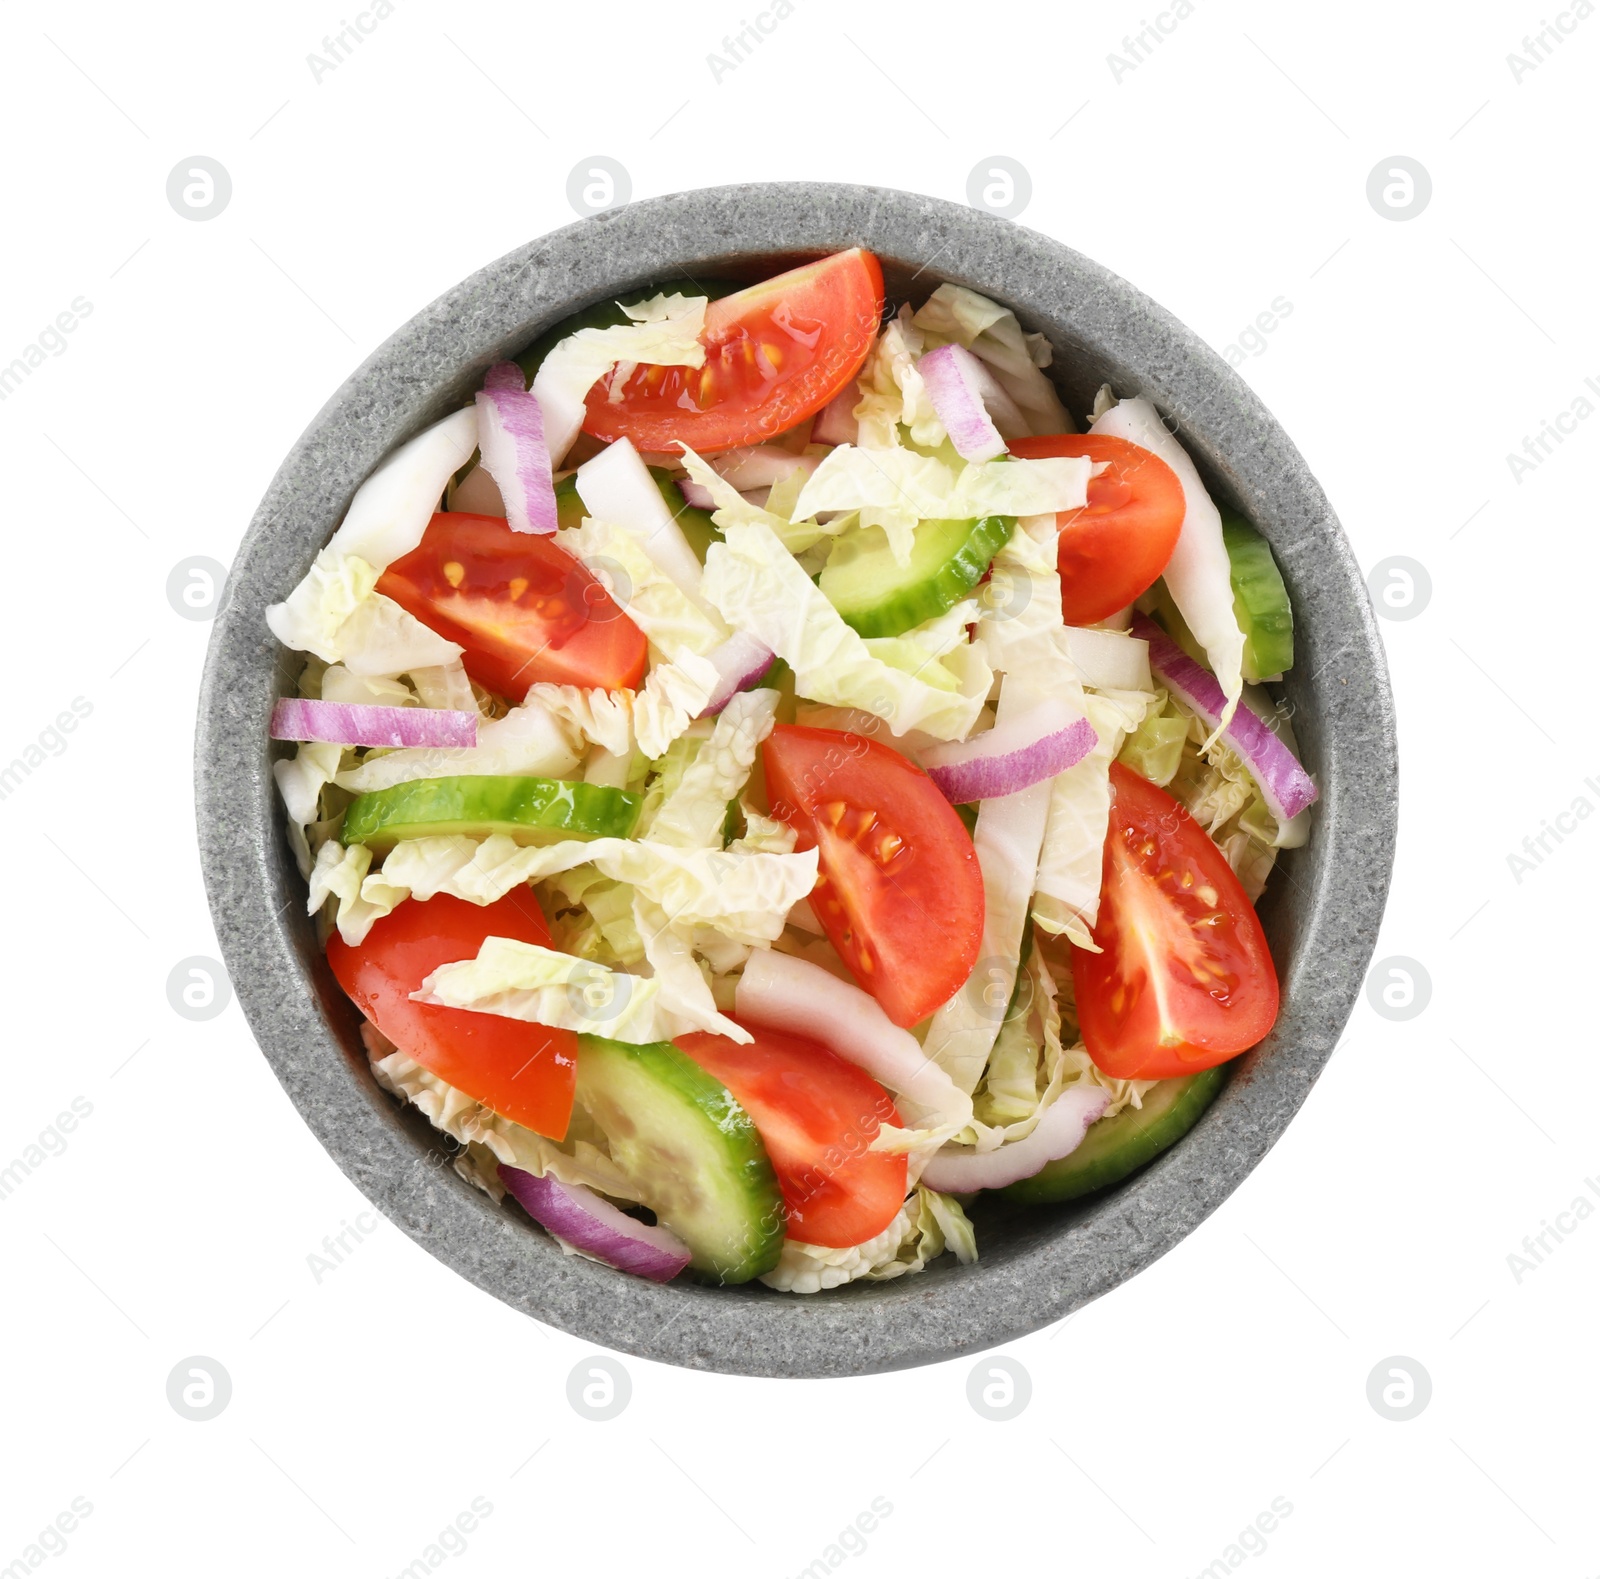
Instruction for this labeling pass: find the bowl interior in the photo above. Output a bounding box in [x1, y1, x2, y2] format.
[201, 184, 1395, 1376]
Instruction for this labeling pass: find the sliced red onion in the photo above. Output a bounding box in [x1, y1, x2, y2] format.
[919, 342, 1009, 462]
[709, 445, 823, 492]
[919, 1086, 1111, 1192]
[500, 1167, 691, 1282]
[475, 363, 557, 534]
[810, 385, 859, 446]
[917, 700, 1096, 804]
[698, 631, 775, 717]
[269, 697, 477, 749]
[1132, 612, 1319, 821]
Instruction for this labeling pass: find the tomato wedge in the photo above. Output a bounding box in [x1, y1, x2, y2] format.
[581, 249, 885, 455]
[327, 891, 577, 1139]
[1009, 434, 1185, 625]
[762, 725, 983, 1027]
[676, 1024, 906, 1248]
[376, 512, 647, 701]
[1074, 762, 1279, 1080]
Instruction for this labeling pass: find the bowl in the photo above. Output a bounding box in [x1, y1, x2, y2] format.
[196, 181, 1397, 1378]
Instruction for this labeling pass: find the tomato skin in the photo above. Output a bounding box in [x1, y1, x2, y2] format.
[1074, 763, 1279, 1080]
[377, 512, 647, 701]
[676, 1024, 907, 1249]
[327, 892, 577, 1139]
[1009, 434, 1185, 625]
[762, 724, 983, 1028]
[582, 250, 885, 455]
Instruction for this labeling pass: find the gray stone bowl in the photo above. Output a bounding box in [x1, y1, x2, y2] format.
[197, 182, 1396, 1378]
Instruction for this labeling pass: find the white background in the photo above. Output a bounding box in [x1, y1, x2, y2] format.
[1, 0, 1594, 1574]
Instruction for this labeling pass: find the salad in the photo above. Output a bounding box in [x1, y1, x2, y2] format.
[265, 248, 1317, 1294]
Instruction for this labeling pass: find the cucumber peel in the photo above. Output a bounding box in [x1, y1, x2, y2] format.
[999, 1064, 1229, 1205]
[820, 514, 1014, 639]
[343, 774, 641, 852]
[575, 1034, 784, 1284]
[1221, 512, 1294, 681]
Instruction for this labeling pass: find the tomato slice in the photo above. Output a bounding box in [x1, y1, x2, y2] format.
[581, 249, 885, 455]
[762, 725, 983, 1027]
[1073, 762, 1279, 1080]
[376, 512, 647, 701]
[327, 891, 577, 1139]
[676, 1024, 906, 1248]
[1009, 434, 1186, 625]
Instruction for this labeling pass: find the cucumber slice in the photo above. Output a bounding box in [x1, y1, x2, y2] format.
[343, 775, 641, 852]
[1221, 513, 1294, 681]
[515, 280, 741, 385]
[575, 1034, 784, 1284]
[552, 469, 721, 565]
[999, 1064, 1228, 1205]
[819, 514, 1014, 638]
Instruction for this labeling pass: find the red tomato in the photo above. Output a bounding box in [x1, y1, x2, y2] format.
[581, 249, 885, 454]
[327, 891, 577, 1139]
[376, 512, 647, 701]
[1074, 762, 1279, 1080]
[762, 725, 983, 1028]
[1009, 434, 1186, 625]
[676, 1024, 907, 1248]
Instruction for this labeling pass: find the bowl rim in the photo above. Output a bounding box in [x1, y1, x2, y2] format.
[196, 180, 1397, 1378]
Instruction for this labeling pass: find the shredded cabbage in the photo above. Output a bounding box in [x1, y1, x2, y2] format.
[676, 446, 825, 553]
[531, 293, 708, 464]
[919, 676, 1056, 1095]
[760, 1188, 976, 1292]
[978, 516, 1084, 708]
[525, 683, 633, 758]
[645, 690, 777, 848]
[334, 695, 582, 793]
[1140, 686, 1306, 901]
[321, 408, 479, 571]
[561, 514, 728, 661]
[310, 831, 819, 948]
[968, 930, 1152, 1142]
[1092, 397, 1244, 730]
[369, 1044, 642, 1201]
[910, 284, 1070, 435]
[416, 936, 667, 1041]
[319, 666, 414, 707]
[631, 893, 749, 1041]
[729, 806, 797, 855]
[632, 650, 719, 758]
[265, 554, 380, 663]
[1033, 689, 1153, 947]
[700, 518, 990, 741]
[265, 410, 480, 666]
[852, 305, 943, 450]
[791, 444, 1090, 528]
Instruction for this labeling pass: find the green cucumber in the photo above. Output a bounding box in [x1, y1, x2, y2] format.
[650, 466, 720, 564]
[1000, 1064, 1229, 1205]
[343, 775, 640, 852]
[1221, 513, 1294, 681]
[516, 280, 741, 385]
[552, 470, 721, 565]
[819, 514, 1014, 638]
[575, 1034, 784, 1284]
